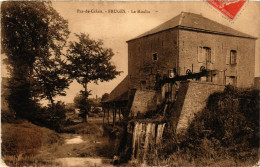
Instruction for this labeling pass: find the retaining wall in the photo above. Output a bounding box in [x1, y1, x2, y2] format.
[175, 81, 225, 134]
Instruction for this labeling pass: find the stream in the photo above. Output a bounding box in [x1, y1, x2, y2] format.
[55, 135, 113, 167]
[56, 157, 112, 167]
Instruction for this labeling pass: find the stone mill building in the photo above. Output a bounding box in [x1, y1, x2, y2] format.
[127, 12, 256, 89]
[102, 12, 256, 131]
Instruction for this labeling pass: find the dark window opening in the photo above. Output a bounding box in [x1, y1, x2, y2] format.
[226, 50, 237, 65]
[153, 53, 158, 61]
[226, 76, 236, 86]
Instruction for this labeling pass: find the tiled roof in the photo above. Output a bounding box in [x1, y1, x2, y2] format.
[127, 12, 256, 42]
[102, 75, 129, 103]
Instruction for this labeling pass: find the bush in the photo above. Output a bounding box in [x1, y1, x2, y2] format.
[160, 86, 259, 166]
[189, 86, 259, 151]
[92, 107, 101, 114]
[98, 111, 104, 117]
[30, 101, 67, 132]
[1, 108, 16, 123]
[62, 122, 104, 136]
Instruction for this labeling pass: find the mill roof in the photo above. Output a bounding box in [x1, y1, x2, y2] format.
[102, 75, 129, 103]
[127, 12, 256, 42]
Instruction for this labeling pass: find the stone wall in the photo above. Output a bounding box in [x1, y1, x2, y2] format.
[175, 81, 225, 134]
[127, 29, 178, 90]
[179, 30, 255, 88]
[254, 77, 260, 90]
[127, 28, 255, 89]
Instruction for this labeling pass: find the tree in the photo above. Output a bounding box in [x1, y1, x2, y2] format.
[73, 92, 93, 121]
[101, 93, 110, 102]
[66, 33, 121, 121]
[33, 56, 72, 106]
[1, 2, 70, 118]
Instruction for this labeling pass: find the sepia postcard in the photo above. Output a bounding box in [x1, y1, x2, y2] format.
[1, 1, 259, 167]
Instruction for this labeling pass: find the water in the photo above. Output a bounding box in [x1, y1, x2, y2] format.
[56, 135, 112, 167]
[65, 135, 84, 144]
[131, 122, 166, 164]
[56, 157, 113, 167]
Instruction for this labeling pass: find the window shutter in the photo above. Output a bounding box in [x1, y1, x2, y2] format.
[211, 48, 215, 63]
[234, 52, 237, 64]
[198, 47, 203, 63]
[226, 50, 230, 65]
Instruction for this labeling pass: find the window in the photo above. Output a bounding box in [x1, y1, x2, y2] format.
[230, 50, 237, 65]
[226, 76, 236, 86]
[152, 53, 158, 61]
[198, 47, 211, 63]
[226, 50, 237, 65]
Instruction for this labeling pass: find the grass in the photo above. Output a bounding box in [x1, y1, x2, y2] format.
[61, 122, 104, 136]
[1, 119, 63, 166]
[1, 120, 114, 166]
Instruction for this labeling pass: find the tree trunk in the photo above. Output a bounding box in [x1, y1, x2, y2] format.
[103, 107, 105, 125]
[49, 95, 54, 107]
[108, 104, 110, 124]
[84, 83, 88, 122]
[113, 108, 115, 126]
[119, 108, 121, 123]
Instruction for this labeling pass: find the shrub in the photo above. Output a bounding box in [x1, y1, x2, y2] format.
[62, 122, 104, 136]
[98, 111, 104, 117]
[1, 108, 16, 123]
[160, 86, 259, 166]
[31, 101, 67, 132]
[92, 107, 101, 114]
[189, 86, 259, 152]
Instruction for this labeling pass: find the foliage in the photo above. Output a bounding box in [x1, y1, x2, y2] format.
[38, 101, 67, 132]
[62, 122, 104, 135]
[66, 33, 121, 120]
[5, 74, 39, 119]
[65, 103, 76, 111]
[101, 93, 110, 102]
[187, 86, 259, 151]
[92, 107, 102, 114]
[1, 77, 16, 122]
[33, 55, 72, 105]
[73, 92, 91, 109]
[160, 86, 259, 166]
[66, 33, 121, 87]
[73, 93, 91, 121]
[1, 1, 70, 118]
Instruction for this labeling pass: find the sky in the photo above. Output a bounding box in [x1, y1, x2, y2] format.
[2, 1, 259, 104]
